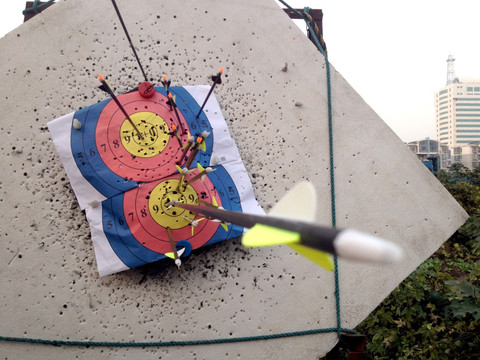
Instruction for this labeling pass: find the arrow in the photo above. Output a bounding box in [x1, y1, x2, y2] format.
[166, 227, 182, 269]
[184, 131, 210, 169]
[98, 75, 143, 140]
[171, 182, 403, 270]
[182, 163, 216, 189]
[110, 0, 148, 82]
[196, 68, 224, 118]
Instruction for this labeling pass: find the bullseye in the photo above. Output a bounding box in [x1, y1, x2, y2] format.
[148, 179, 198, 229]
[120, 111, 170, 157]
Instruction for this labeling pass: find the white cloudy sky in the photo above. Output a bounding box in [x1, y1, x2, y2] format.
[2, 0, 480, 142]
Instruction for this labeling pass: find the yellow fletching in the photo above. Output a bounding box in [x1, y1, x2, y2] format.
[212, 197, 218, 207]
[240, 182, 333, 271]
[287, 243, 334, 271]
[199, 141, 207, 152]
[197, 163, 205, 172]
[241, 224, 334, 272]
[242, 224, 300, 247]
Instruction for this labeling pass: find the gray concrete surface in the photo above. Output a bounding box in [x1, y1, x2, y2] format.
[0, 0, 468, 359]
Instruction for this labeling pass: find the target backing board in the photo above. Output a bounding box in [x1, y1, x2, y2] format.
[0, 1, 468, 358]
[48, 84, 263, 276]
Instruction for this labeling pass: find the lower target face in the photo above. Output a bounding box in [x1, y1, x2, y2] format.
[124, 171, 222, 254]
[98, 164, 244, 273]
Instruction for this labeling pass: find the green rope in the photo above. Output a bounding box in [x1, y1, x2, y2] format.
[0, 328, 357, 347]
[0, 0, 351, 349]
[22, 0, 55, 15]
[305, 4, 343, 338]
[278, 0, 342, 338]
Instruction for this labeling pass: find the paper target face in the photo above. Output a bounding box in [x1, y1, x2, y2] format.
[70, 86, 214, 199]
[48, 84, 263, 276]
[101, 166, 244, 270]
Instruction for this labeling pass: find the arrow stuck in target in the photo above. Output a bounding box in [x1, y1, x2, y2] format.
[172, 182, 403, 271]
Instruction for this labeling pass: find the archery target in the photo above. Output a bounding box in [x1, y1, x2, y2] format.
[101, 165, 245, 269]
[49, 84, 261, 275]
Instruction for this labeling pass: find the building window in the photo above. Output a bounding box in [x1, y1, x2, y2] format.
[456, 103, 480, 106]
[455, 98, 480, 101]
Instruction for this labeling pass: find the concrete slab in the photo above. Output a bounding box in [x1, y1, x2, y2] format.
[0, 0, 467, 359]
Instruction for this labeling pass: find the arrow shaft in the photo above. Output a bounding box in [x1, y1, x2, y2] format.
[196, 72, 222, 117]
[168, 94, 186, 134]
[177, 139, 193, 165]
[183, 170, 207, 188]
[184, 147, 200, 169]
[166, 227, 179, 261]
[100, 79, 143, 139]
[110, 0, 148, 82]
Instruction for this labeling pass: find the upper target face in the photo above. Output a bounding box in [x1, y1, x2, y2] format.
[70, 86, 214, 199]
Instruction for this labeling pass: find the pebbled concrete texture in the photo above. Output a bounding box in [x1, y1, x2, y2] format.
[0, 0, 467, 359]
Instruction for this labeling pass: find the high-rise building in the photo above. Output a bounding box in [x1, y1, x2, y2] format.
[435, 56, 480, 166]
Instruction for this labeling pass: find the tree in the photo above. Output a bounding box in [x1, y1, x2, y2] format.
[354, 166, 480, 359]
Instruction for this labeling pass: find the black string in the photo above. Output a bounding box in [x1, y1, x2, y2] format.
[110, 0, 148, 82]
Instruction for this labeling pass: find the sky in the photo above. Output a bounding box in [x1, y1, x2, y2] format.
[1, 0, 480, 142]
